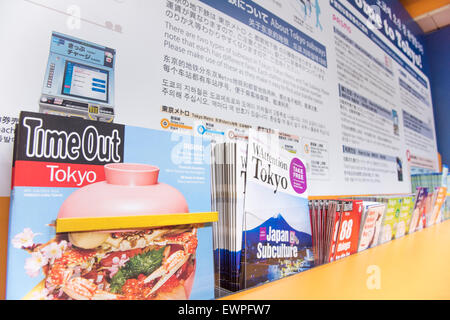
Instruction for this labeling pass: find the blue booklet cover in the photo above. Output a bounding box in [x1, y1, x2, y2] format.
[6, 111, 214, 300]
[241, 131, 313, 289]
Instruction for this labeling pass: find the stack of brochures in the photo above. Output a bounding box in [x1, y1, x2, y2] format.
[211, 137, 449, 293]
[211, 129, 313, 292]
[308, 188, 449, 268]
[308, 199, 364, 265]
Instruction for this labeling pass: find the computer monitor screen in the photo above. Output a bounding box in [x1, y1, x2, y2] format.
[61, 60, 109, 103]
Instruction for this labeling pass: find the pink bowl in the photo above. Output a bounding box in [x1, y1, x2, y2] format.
[58, 163, 189, 219]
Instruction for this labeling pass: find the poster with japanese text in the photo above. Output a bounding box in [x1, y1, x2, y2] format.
[0, 0, 438, 197]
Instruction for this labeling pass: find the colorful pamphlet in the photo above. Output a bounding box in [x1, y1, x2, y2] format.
[427, 187, 448, 227]
[309, 199, 362, 263]
[331, 200, 363, 261]
[379, 197, 402, 244]
[211, 129, 310, 293]
[395, 196, 414, 238]
[240, 130, 312, 289]
[409, 188, 428, 233]
[358, 203, 386, 251]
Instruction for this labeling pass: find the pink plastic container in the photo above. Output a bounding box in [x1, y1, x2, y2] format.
[41, 163, 198, 300]
[58, 163, 189, 219]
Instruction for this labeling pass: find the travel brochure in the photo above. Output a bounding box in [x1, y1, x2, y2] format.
[6, 112, 215, 300]
[211, 129, 313, 292]
[358, 203, 385, 251]
[309, 199, 363, 264]
[241, 131, 312, 290]
[308, 187, 449, 268]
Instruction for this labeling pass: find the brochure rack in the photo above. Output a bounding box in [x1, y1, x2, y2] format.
[220, 219, 450, 300]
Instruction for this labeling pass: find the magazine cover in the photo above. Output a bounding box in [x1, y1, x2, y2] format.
[241, 130, 312, 289]
[357, 203, 385, 252]
[6, 112, 215, 300]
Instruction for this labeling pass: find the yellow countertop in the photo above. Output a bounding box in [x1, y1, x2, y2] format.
[221, 219, 450, 300]
[0, 197, 9, 300]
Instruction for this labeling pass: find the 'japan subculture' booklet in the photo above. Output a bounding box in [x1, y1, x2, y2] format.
[240, 130, 313, 289]
[6, 111, 215, 300]
[210, 128, 307, 293]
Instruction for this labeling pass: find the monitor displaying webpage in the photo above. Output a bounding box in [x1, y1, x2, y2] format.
[62, 61, 109, 103]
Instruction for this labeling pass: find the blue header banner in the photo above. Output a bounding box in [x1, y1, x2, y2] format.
[199, 0, 328, 68]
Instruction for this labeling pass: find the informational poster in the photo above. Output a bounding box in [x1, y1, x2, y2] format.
[328, 0, 438, 185]
[0, 0, 439, 197]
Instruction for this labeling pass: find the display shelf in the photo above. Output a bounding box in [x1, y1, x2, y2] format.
[220, 220, 450, 300]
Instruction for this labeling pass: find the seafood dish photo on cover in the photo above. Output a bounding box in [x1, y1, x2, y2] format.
[6, 112, 216, 300]
[18, 225, 200, 300]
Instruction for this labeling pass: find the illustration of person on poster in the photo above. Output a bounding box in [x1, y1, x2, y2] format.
[314, 0, 322, 31]
[297, 0, 312, 18]
[307, 0, 312, 17]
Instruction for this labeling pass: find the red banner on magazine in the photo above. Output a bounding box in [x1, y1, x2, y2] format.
[13, 160, 105, 188]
